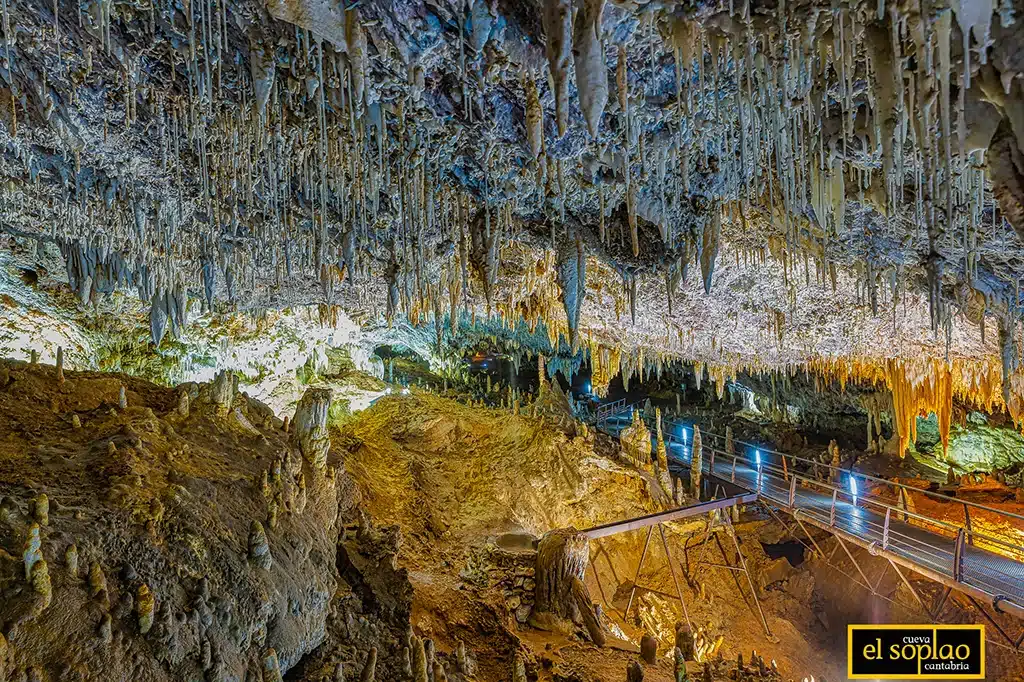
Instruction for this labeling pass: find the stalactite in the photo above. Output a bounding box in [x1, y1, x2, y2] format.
[542, 0, 573, 136]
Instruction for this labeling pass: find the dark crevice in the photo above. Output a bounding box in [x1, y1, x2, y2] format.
[761, 540, 806, 567]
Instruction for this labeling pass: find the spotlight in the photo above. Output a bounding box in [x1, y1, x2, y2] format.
[850, 475, 859, 505]
[755, 450, 763, 492]
[401, 387, 410, 395]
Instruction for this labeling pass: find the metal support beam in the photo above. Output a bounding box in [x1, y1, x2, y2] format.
[967, 595, 1024, 651]
[795, 515, 828, 560]
[724, 515, 773, 639]
[836, 535, 874, 594]
[659, 523, 692, 631]
[930, 586, 953, 621]
[871, 559, 892, 593]
[889, 559, 930, 615]
[625, 526, 654, 617]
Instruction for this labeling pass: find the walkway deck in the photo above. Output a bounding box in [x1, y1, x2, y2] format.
[598, 410, 1024, 620]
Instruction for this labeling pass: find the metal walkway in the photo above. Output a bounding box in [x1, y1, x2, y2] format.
[594, 405, 1024, 645]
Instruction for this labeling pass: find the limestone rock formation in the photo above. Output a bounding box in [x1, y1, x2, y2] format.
[690, 426, 703, 499]
[529, 528, 605, 646]
[640, 632, 658, 664]
[620, 411, 653, 470]
[0, 361, 411, 681]
[655, 408, 672, 497]
[293, 388, 333, 470]
[248, 520, 273, 570]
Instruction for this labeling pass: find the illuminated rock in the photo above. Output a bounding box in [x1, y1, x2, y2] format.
[620, 411, 652, 471]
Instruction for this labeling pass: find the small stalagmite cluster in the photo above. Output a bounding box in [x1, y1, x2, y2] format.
[0, 359, 412, 681]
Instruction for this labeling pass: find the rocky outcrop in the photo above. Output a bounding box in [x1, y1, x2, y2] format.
[528, 529, 605, 646]
[0, 360, 410, 680]
[620, 411, 653, 471]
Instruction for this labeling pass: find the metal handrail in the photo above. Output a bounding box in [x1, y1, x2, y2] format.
[709, 445, 1024, 560]
[619, 417, 1024, 611]
[652, 412, 1024, 526]
[592, 398, 636, 425]
[598, 412, 1024, 566]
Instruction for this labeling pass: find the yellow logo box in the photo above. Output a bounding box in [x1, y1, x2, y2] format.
[848, 624, 985, 680]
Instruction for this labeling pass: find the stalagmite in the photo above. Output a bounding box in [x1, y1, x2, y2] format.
[292, 388, 332, 470]
[690, 426, 702, 498]
[248, 521, 273, 570]
[654, 408, 671, 496]
[640, 633, 658, 664]
[88, 562, 107, 599]
[359, 648, 377, 682]
[456, 640, 471, 675]
[55, 346, 65, 384]
[137, 584, 155, 634]
[512, 654, 527, 682]
[674, 646, 687, 681]
[33, 494, 48, 526]
[263, 649, 284, 682]
[210, 370, 235, 413]
[529, 529, 605, 646]
[65, 543, 78, 577]
[31, 559, 52, 610]
[23, 524, 42, 580]
[828, 440, 840, 483]
[413, 637, 429, 682]
[99, 613, 112, 644]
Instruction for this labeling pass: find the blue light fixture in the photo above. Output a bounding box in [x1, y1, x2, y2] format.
[755, 450, 762, 467]
[850, 475, 859, 505]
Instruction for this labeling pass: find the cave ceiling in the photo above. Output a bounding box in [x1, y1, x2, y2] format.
[2, 0, 1024, 394]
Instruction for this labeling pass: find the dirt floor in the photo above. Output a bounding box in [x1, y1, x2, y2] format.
[2, 360, 1023, 681]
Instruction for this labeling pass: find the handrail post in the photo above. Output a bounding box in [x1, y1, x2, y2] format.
[963, 503, 974, 546]
[731, 457, 737, 483]
[883, 508, 891, 550]
[788, 474, 797, 509]
[709, 448, 715, 474]
[830, 489, 838, 526]
[954, 528, 966, 581]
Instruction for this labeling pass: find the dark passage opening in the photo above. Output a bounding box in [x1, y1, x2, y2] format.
[760, 540, 806, 567]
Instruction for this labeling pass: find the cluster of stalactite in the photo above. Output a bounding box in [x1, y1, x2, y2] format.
[1, 0, 1023, 396]
[573, 336, 1023, 458]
